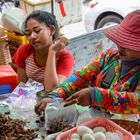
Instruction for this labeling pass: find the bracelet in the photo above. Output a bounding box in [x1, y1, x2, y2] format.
[48, 92, 60, 99]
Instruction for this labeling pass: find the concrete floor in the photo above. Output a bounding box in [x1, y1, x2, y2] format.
[61, 4, 88, 39]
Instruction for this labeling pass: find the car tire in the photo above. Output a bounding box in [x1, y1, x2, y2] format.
[96, 15, 123, 29]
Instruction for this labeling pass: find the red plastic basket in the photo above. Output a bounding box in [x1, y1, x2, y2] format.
[56, 117, 134, 140]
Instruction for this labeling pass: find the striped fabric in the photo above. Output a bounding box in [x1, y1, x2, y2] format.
[25, 54, 45, 83]
[13, 44, 74, 84]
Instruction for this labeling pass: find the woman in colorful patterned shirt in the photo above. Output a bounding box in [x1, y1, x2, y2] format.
[13, 11, 74, 92]
[35, 10, 140, 115]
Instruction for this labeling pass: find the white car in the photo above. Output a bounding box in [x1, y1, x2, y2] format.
[84, 0, 140, 32]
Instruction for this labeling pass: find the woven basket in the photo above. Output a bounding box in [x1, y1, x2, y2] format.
[0, 27, 12, 65]
[112, 119, 140, 135]
[0, 26, 6, 44]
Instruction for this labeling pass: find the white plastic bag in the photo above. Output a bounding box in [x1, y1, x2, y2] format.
[8, 79, 44, 121]
[6, 79, 44, 103]
[76, 111, 93, 126]
[111, 113, 140, 122]
[1, 7, 26, 34]
[9, 94, 37, 121]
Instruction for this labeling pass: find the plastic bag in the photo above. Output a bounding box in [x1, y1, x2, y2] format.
[111, 113, 140, 122]
[90, 107, 112, 119]
[76, 111, 93, 126]
[9, 93, 37, 122]
[6, 78, 44, 103]
[8, 79, 44, 122]
[134, 135, 140, 140]
[1, 7, 26, 34]
[45, 98, 78, 133]
[76, 107, 111, 126]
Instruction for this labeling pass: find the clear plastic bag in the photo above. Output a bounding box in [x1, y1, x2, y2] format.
[9, 94, 37, 122]
[89, 107, 111, 119]
[7, 79, 44, 104]
[45, 98, 78, 133]
[8, 79, 44, 122]
[76, 111, 93, 126]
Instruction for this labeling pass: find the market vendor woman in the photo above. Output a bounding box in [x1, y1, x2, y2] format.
[13, 11, 74, 92]
[35, 10, 140, 115]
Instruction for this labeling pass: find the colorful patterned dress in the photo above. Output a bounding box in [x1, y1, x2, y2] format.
[48, 49, 140, 114]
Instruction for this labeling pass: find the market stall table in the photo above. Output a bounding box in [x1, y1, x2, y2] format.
[0, 98, 140, 140]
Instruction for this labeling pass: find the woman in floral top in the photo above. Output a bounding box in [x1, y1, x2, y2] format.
[35, 10, 140, 115]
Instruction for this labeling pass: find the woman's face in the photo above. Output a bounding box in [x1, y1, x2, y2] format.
[25, 19, 54, 51]
[117, 46, 140, 61]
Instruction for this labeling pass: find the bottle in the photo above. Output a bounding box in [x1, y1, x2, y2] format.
[45, 98, 64, 131]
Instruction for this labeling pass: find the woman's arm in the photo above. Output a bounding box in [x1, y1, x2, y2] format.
[35, 49, 116, 114]
[12, 44, 32, 83]
[17, 66, 28, 83]
[35, 53, 103, 114]
[89, 87, 140, 114]
[48, 52, 105, 99]
[44, 37, 70, 92]
[44, 49, 60, 92]
[64, 86, 140, 114]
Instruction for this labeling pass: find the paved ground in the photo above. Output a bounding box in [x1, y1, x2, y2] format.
[61, 20, 86, 39]
[61, 4, 88, 39]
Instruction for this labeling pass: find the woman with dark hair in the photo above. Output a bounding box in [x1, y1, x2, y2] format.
[13, 10, 74, 92]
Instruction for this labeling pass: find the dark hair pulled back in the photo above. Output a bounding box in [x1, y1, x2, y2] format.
[23, 10, 59, 41]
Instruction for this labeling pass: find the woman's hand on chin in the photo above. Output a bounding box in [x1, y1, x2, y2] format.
[49, 36, 69, 55]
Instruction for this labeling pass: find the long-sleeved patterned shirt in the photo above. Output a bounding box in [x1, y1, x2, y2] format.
[48, 49, 140, 114]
